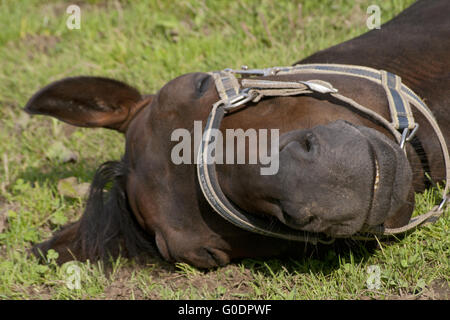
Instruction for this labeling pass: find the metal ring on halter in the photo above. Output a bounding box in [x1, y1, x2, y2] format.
[223, 89, 257, 112]
[400, 123, 419, 149]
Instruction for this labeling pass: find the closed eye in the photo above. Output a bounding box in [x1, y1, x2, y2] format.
[196, 74, 212, 97]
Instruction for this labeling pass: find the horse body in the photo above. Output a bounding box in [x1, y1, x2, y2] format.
[25, 0, 449, 267]
[301, 0, 450, 178]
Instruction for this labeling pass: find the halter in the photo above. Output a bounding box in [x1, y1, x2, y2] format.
[197, 63, 449, 244]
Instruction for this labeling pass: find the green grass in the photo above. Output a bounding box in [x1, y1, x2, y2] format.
[0, 0, 448, 300]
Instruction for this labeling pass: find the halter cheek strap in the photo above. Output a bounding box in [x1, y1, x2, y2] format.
[197, 63, 449, 243]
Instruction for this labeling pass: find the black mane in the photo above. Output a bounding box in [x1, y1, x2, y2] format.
[76, 160, 156, 261]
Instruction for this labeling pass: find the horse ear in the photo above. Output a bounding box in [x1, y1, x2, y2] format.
[24, 76, 153, 133]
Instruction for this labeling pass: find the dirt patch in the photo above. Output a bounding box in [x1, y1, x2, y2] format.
[0, 207, 8, 234]
[22, 34, 60, 56]
[25, 285, 54, 300]
[101, 258, 257, 300]
[0, 200, 20, 235]
[421, 279, 450, 300]
[376, 279, 450, 300]
[103, 257, 174, 300]
[103, 267, 146, 300]
[4, 34, 61, 60]
[162, 264, 255, 299]
[344, 3, 366, 28]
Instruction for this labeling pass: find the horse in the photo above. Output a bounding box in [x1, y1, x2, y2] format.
[24, 0, 449, 268]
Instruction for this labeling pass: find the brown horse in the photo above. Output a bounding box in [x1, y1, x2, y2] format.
[25, 0, 449, 268]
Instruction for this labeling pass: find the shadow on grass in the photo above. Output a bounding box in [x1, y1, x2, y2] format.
[15, 159, 102, 187]
[236, 239, 380, 277]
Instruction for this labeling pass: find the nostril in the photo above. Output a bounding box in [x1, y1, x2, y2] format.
[304, 133, 313, 152]
[279, 130, 318, 157]
[281, 208, 314, 229]
[301, 132, 315, 152]
[204, 247, 230, 267]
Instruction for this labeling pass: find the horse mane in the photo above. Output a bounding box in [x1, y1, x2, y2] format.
[76, 160, 156, 262]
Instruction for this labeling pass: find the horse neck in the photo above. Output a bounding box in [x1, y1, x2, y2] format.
[299, 1, 450, 99]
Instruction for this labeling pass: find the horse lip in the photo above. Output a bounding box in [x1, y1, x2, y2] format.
[362, 127, 407, 225]
[369, 142, 391, 217]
